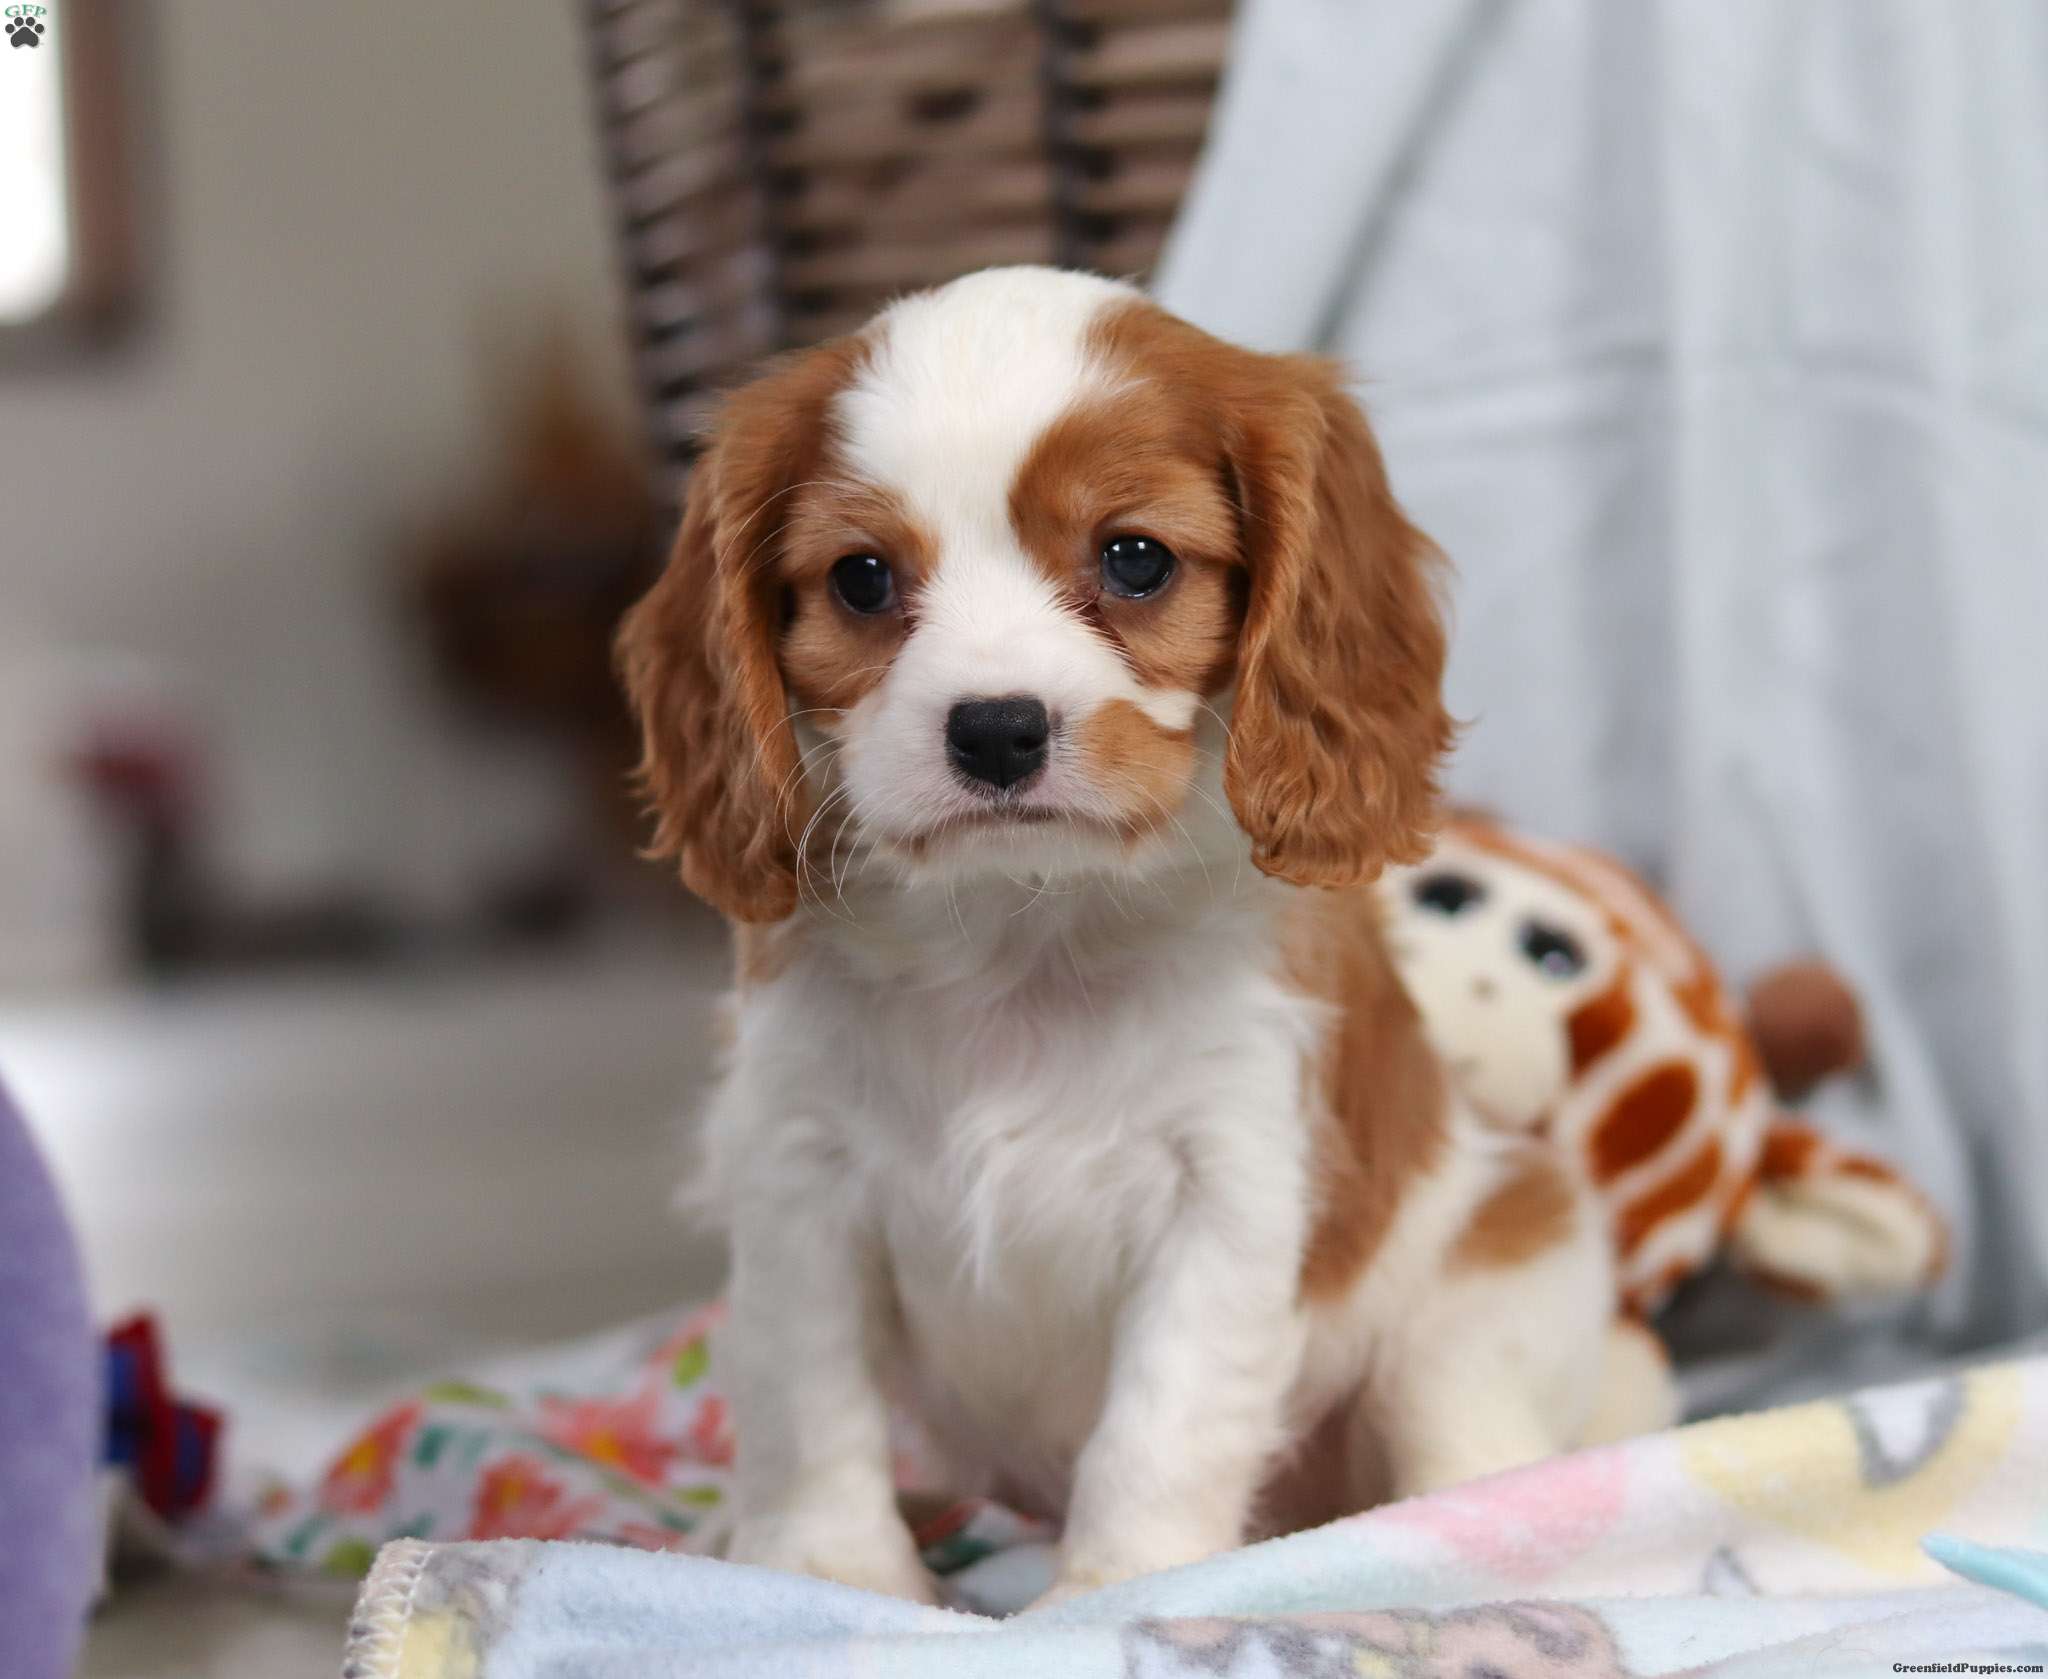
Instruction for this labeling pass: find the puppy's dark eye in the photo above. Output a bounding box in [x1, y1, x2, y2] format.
[1412, 871, 1484, 915]
[1519, 919, 1587, 979]
[830, 553, 895, 614]
[1100, 535, 1176, 599]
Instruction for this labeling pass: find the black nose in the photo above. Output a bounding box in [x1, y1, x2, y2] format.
[946, 696, 1049, 790]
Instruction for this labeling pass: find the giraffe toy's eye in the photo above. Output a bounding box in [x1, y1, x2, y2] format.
[1519, 919, 1587, 979]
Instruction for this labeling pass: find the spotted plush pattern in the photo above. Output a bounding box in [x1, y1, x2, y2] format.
[1383, 814, 1944, 1316]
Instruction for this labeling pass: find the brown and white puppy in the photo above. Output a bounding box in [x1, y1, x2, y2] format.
[619, 267, 1615, 1604]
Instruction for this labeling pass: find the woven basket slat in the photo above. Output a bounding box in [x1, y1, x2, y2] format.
[776, 16, 1040, 98]
[1070, 155, 1198, 217]
[1065, 89, 1214, 149]
[1078, 227, 1174, 279]
[781, 302, 900, 341]
[635, 247, 780, 329]
[618, 141, 758, 222]
[768, 89, 1045, 169]
[625, 192, 760, 265]
[591, 2, 691, 60]
[788, 157, 1056, 237]
[645, 301, 783, 383]
[783, 225, 1062, 292]
[1065, 18, 1231, 88]
[580, 0, 1235, 486]
[613, 85, 750, 168]
[1059, 0, 1228, 22]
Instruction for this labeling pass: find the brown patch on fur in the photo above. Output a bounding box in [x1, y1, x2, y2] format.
[1070, 699, 1197, 842]
[777, 477, 933, 716]
[617, 336, 872, 922]
[1288, 891, 1451, 1302]
[1727, 1033, 1761, 1104]
[1616, 1138, 1722, 1253]
[1719, 1167, 1758, 1236]
[1452, 1147, 1579, 1271]
[1589, 1061, 1699, 1184]
[1252, 1400, 1387, 1537]
[1567, 973, 1636, 1075]
[1672, 966, 1748, 1061]
[1009, 394, 1246, 699]
[1081, 301, 1454, 888]
[1755, 1121, 1822, 1180]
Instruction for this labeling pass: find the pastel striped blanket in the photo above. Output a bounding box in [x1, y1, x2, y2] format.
[339, 1352, 2048, 1677]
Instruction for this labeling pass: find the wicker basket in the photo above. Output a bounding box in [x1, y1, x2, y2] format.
[581, 0, 1233, 493]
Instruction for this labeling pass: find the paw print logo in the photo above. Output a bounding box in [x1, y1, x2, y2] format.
[6, 13, 44, 48]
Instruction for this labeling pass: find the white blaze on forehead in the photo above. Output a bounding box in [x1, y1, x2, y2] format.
[835, 266, 1139, 540]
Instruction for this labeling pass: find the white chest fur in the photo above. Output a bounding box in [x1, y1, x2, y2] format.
[708, 878, 1321, 1510]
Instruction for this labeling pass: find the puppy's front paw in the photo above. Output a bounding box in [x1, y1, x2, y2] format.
[727, 1513, 941, 1605]
[1028, 1570, 1111, 1612]
[1030, 1532, 1218, 1609]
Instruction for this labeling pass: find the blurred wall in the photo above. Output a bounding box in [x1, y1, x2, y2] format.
[0, 1, 638, 913]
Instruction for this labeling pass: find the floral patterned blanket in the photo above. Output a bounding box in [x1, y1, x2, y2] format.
[276, 1308, 2048, 1676]
[250, 1301, 1050, 1583]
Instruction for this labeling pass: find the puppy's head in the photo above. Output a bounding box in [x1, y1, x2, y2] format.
[619, 268, 1451, 922]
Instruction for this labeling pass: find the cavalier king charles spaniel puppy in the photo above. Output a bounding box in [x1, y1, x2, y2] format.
[619, 267, 1622, 1604]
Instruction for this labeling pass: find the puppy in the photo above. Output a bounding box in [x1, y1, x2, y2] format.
[619, 268, 1615, 1603]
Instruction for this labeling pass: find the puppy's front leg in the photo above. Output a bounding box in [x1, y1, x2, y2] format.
[723, 1119, 935, 1604]
[1048, 1149, 1307, 1600]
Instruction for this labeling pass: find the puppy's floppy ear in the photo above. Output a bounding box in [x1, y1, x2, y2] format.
[616, 342, 861, 923]
[1224, 357, 1453, 886]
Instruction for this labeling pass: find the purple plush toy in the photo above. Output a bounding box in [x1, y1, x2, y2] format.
[0, 1076, 98, 1678]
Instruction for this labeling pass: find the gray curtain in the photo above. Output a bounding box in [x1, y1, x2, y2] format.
[1157, 0, 2048, 1401]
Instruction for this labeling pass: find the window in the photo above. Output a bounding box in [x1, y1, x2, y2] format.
[0, 1, 142, 344]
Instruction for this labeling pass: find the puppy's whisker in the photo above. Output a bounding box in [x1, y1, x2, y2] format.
[831, 790, 887, 900]
[775, 734, 843, 812]
[794, 782, 859, 922]
[1195, 700, 1241, 755]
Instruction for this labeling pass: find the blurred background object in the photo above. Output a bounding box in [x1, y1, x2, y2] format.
[0, 0, 146, 351]
[0, 1075, 98, 1679]
[2, 0, 656, 974]
[583, 0, 1231, 494]
[0, 6, 722, 1663]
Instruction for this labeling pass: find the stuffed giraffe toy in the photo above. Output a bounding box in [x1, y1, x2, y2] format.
[1380, 812, 1947, 1433]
